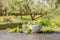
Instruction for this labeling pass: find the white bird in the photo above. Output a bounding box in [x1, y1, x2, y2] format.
[29, 24, 40, 32]
[27, 22, 40, 32]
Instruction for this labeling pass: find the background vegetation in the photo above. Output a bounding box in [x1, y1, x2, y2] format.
[0, 0, 60, 32]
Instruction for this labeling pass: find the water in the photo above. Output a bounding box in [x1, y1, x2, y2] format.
[0, 30, 60, 40]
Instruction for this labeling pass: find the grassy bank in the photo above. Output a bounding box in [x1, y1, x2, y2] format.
[0, 15, 60, 32]
[0, 23, 19, 30]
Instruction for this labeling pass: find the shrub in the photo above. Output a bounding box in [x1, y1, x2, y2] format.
[41, 19, 51, 26]
[0, 23, 19, 30]
[41, 30, 53, 33]
[25, 28, 32, 34]
[33, 17, 51, 26]
[7, 26, 20, 33]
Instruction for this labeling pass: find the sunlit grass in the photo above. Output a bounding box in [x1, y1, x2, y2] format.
[0, 15, 60, 32]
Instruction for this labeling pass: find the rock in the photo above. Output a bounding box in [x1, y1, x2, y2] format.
[20, 29, 23, 33]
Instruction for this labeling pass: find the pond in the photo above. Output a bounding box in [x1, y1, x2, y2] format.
[0, 30, 60, 40]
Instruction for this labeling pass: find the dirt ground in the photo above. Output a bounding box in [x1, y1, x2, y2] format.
[0, 30, 60, 40]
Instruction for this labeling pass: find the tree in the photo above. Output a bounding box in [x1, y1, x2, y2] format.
[0, 1, 3, 16]
[2, 0, 59, 21]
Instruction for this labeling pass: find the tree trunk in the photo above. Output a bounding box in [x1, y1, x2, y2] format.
[21, 14, 23, 19]
[30, 13, 35, 21]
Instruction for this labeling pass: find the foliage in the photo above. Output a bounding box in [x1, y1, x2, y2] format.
[33, 17, 51, 26]
[41, 17, 51, 26]
[1, 0, 54, 20]
[25, 28, 32, 34]
[0, 23, 19, 30]
[41, 30, 53, 33]
[0, 0, 60, 33]
[1, 0, 60, 15]
[7, 26, 20, 33]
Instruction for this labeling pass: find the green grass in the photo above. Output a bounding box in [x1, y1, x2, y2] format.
[0, 23, 19, 30]
[0, 16, 31, 30]
[0, 15, 60, 32]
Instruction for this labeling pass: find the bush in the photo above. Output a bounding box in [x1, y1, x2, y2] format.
[0, 23, 19, 30]
[25, 28, 32, 34]
[40, 30, 53, 33]
[41, 19, 51, 26]
[7, 26, 20, 33]
[33, 17, 51, 26]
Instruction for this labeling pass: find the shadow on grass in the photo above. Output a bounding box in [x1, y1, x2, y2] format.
[35, 31, 60, 34]
[0, 23, 19, 30]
